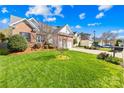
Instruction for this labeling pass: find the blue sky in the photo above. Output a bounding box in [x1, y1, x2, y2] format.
[0, 5, 124, 38]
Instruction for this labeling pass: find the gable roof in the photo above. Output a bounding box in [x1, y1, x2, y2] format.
[56, 24, 74, 36]
[10, 15, 23, 25]
[9, 15, 40, 31]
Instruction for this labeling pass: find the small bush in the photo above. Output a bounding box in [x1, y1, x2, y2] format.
[44, 45, 49, 49]
[48, 43, 54, 49]
[97, 52, 122, 65]
[105, 56, 122, 65]
[0, 49, 9, 55]
[7, 35, 28, 52]
[32, 43, 41, 49]
[97, 52, 109, 60]
[44, 43, 55, 49]
[84, 46, 90, 49]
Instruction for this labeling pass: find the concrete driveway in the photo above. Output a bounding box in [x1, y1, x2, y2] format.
[69, 47, 123, 58]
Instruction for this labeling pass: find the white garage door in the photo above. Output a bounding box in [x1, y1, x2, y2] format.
[67, 41, 72, 48]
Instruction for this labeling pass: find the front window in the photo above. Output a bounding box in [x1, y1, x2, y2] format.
[20, 32, 31, 42]
[36, 34, 44, 42]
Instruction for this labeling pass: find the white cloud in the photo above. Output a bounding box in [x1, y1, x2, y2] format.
[1, 7, 8, 13]
[25, 5, 64, 22]
[0, 18, 8, 24]
[96, 12, 104, 19]
[25, 5, 51, 17]
[51, 5, 64, 17]
[98, 5, 113, 11]
[88, 23, 101, 26]
[75, 25, 82, 29]
[44, 17, 56, 22]
[79, 13, 85, 20]
[25, 5, 63, 17]
[111, 29, 124, 33]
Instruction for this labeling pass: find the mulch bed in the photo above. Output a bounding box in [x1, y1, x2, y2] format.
[10, 48, 56, 55]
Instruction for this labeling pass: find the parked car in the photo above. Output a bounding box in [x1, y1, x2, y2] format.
[103, 44, 113, 48]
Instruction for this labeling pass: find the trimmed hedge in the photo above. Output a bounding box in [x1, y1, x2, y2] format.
[7, 35, 28, 52]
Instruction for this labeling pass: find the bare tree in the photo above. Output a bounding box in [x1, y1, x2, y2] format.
[100, 32, 118, 46]
[38, 23, 55, 48]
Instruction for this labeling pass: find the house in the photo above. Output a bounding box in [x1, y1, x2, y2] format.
[98, 40, 114, 47]
[73, 32, 81, 47]
[52, 25, 74, 48]
[79, 33, 92, 47]
[9, 15, 74, 49]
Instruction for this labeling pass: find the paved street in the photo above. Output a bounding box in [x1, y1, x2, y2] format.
[70, 47, 123, 58]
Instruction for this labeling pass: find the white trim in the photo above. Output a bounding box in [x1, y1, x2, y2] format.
[26, 19, 40, 31]
[29, 17, 39, 25]
[9, 18, 26, 26]
[66, 24, 74, 34]
[58, 24, 74, 35]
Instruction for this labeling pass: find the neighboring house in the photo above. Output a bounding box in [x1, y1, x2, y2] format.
[98, 40, 114, 46]
[9, 15, 74, 49]
[79, 33, 92, 47]
[73, 32, 81, 47]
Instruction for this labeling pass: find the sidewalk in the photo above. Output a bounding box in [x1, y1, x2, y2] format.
[69, 47, 123, 58]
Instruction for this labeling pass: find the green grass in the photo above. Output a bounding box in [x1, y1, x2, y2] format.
[0, 50, 124, 88]
[99, 48, 112, 52]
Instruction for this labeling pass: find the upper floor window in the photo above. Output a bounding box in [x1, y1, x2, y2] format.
[20, 32, 31, 42]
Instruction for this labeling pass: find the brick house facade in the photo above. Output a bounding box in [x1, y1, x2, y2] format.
[9, 15, 74, 49]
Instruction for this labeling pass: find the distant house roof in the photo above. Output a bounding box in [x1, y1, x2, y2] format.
[80, 33, 91, 40]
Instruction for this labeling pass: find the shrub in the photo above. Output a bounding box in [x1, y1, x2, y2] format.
[44, 45, 49, 49]
[97, 52, 109, 60]
[97, 52, 122, 65]
[0, 49, 9, 55]
[0, 32, 6, 42]
[73, 39, 77, 44]
[84, 46, 90, 49]
[7, 35, 28, 52]
[48, 43, 54, 49]
[32, 43, 41, 49]
[105, 56, 122, 65]
[44, 43, 55, 49]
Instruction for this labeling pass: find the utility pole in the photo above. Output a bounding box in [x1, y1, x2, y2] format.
[93, 30, 96, 46]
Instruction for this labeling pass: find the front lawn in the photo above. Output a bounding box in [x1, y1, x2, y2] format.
[0, 50, 124, 88]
